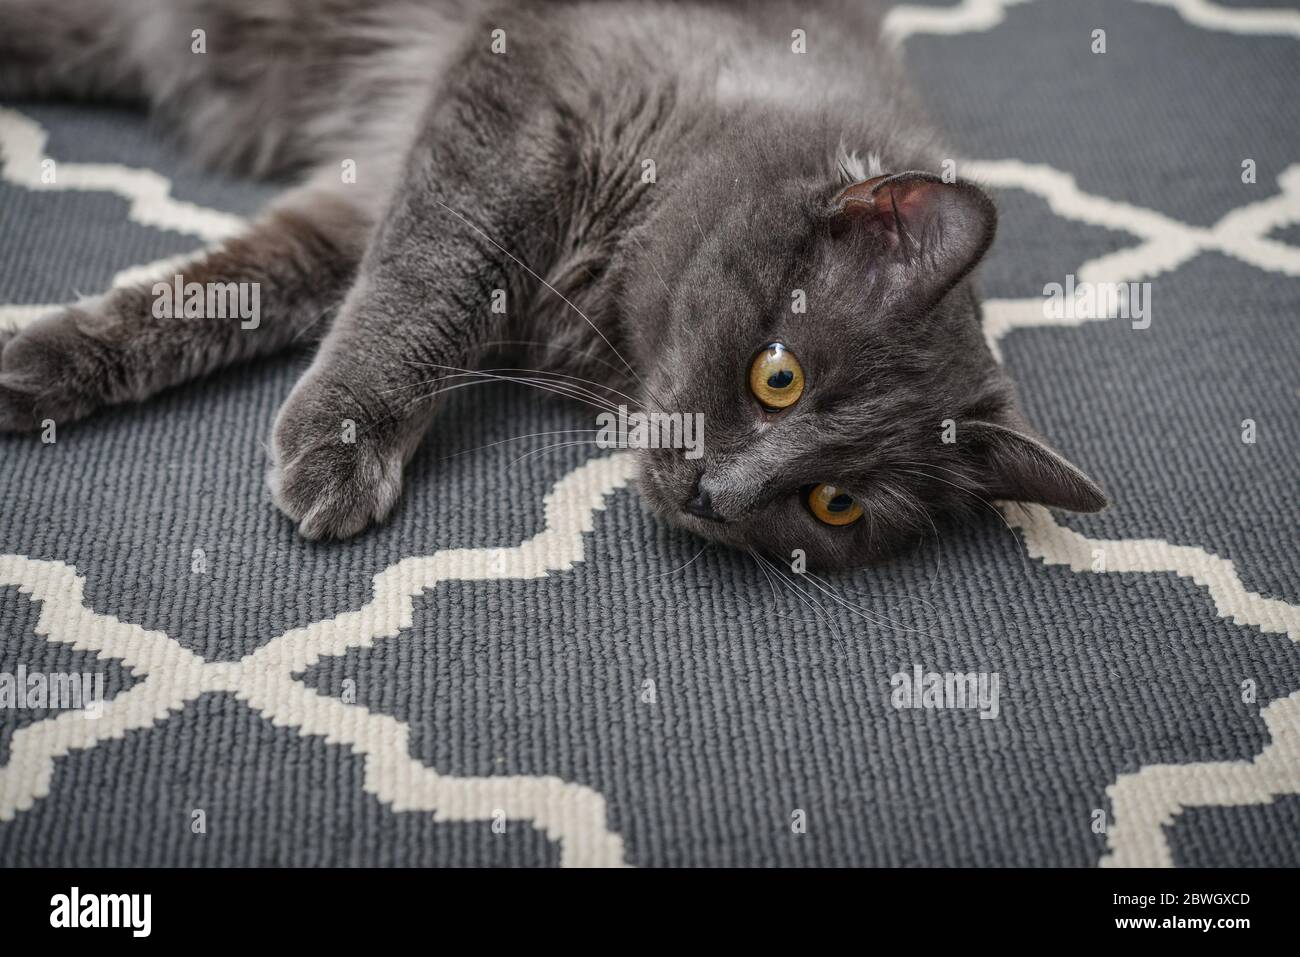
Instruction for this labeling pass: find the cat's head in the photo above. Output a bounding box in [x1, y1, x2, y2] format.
[625, 157, 1105, 569]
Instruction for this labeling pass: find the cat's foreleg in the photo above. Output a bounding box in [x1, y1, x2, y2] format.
[266, 56, 568, 540]
[0, 184, 370, 431]
[265, 203, 534, 541]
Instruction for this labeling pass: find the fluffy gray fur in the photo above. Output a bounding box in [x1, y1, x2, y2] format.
[0, 0, 1105, 568]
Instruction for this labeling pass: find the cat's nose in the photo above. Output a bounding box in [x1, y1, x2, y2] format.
[685, 482, 725, 522]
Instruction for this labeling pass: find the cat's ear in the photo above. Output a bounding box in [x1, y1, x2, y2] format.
[831, 171, 996, 306]
[964, 417, 1107, 513]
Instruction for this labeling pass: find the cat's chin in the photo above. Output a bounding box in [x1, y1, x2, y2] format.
[666, 510, 747, 545]
[660, 509, 852, 571]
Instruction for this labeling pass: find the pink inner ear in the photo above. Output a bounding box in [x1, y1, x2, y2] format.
[835, 174, 894, 206]
[833, 175, 910, 241]
[838, 175, 935, 220]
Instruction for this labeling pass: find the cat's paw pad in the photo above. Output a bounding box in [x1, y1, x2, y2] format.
[267, 438, 404, 540]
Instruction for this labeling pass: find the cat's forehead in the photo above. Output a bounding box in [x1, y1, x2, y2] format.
[669, 191, 985, 381]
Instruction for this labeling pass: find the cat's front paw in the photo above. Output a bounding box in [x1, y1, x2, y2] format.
[267, 390, 405, 540]
[0, 350, 42, 432]
[0, 309, 115, 432]
[268, 439, 404, 540]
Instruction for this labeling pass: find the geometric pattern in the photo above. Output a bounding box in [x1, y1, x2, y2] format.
[891, 0, 1300, 866]
[0, 456, 636, 866]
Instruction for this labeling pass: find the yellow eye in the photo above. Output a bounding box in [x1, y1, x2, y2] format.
[749, 343, 804, 410]
[808, 484, 863, 526]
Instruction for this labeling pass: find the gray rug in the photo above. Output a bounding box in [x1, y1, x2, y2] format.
[1, 0, 1298, 867]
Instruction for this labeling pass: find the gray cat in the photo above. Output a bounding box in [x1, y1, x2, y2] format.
[0, 0, 1104, 569]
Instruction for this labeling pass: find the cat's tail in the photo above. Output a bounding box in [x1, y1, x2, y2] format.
[0, 0, 149, 103]
[0, 0, 471, 178]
